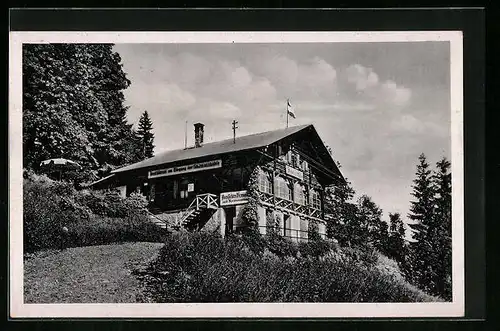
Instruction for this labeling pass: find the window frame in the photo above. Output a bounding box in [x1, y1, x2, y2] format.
[274, 176, 292, 201]
[294, 182, 306, 205]
[311, 189, 321, 210]
[258, 169, 273, 194]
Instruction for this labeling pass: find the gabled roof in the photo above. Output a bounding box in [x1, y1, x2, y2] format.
[110, 124, 345, 184]
[112, 124, 310, 174]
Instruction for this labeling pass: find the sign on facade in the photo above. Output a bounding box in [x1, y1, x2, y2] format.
[188, 183, 194, 192]
[286, 165, 304, 180]
[220, 190, 249, 206]
[148, 159, 222, 179]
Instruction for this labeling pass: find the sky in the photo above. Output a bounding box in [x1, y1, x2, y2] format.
[112, 42, 451, 225]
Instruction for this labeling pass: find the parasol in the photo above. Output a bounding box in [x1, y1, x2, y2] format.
[39, 158, 82, 181]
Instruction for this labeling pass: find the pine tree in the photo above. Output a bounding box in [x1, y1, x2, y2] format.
[432, 157, 452, 300]
[324, 161, 359, 246]
[386, 212, 408, 264]
[356, 195, 386, 249]
[407, 153, 437, 293]
[136, 111, 155, 160]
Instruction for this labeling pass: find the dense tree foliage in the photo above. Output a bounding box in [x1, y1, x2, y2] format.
[386, 213, 408, 264]
[406, 154, 452, 300]
[23, 43, 144, 182]
[136, 111, 155, 160]
[430, 158, 452, 300]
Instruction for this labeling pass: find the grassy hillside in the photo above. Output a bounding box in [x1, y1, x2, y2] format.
[24, 242, 163, 303]
[23, 172, 439, 303]
[139, 232, 441, 303]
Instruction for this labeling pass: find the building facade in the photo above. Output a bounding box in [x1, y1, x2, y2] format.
[90, 123, 345, 241]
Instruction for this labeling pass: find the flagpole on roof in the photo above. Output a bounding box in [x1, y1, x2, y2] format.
[286, 98, 289, 129]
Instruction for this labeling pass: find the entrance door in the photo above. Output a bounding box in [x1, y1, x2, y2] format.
[224, 206, 236, 235]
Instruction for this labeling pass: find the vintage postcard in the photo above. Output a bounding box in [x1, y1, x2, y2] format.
[9, 31, 464, 318]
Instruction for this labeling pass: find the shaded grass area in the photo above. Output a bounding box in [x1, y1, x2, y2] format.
[24, 242, 164, 303]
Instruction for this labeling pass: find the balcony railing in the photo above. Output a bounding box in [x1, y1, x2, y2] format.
[259, 226, 327, 241]
[257, 191, 323, 221]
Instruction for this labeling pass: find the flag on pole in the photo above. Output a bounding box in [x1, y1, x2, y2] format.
[287, 99, 296, 119]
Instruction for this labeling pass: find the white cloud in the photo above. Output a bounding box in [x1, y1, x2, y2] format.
[390, 114, 446, 136]
[380, 80, 412, 107]
[206, 101, 241, 119]
[299, 57, 337, 88]
[346, 64, 379, 91]
[124, 82, 196, 124]
[345, 64, 412, 107]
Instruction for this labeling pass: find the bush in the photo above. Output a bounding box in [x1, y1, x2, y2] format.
[141, 232, 440, 303]
[23, 175, 165, 252]
[265, 232, 298, 258]
[298, 237, 337, 258]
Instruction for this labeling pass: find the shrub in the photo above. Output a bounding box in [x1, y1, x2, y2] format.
[23, 176, 165, 252]
[142, 232, 441, 303]
[298, 237, 337, 258]
[265, 232, 298, 258]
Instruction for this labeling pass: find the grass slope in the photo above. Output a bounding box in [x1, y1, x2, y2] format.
[24, 242, 163, 303]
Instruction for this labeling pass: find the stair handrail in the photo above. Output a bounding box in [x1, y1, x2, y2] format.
[174, 196, 198, 228]
[143, 208, 169, 228]
[174, 193, 220, 228]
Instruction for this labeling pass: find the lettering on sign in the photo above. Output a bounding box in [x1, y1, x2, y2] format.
[220, 190, 249, 206]
[148, 159, 222, 179]
[286, 165, 304, 180]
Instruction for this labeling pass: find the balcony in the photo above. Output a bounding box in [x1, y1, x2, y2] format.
[257, 191, 323, 222]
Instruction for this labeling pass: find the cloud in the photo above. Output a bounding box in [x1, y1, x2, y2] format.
[344, 64, 412, 107]
[346, 64, 380, 91]
[206, 101, 241, 119]
[250, 54, 337, 98]
[390, 114, 447, 136]
[124, 82, 196, 123]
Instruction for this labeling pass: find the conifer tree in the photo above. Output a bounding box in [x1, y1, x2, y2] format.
[407, 153, 437, 293]
[432, 157, 452, 300]
[324, 161, 359, 247]
[136, 111, 155, 160]
[386, 212, 407, 263]
[356, 195, 386, 249]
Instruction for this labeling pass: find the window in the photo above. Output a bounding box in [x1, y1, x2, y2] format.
[258, 170, 272, 194]
[302, 160, 309, 172]
[149, 184, 156, 202]
[283, 214, 291, 237]
[311, 189, 321, 210]
[275, 176, 292, 201]
[286, 149, 293, 164]
[299, 218, 308, 240]
[294, 183, 306, 205]
[291, 153, 298, 168]
[180, 179, 189, 199]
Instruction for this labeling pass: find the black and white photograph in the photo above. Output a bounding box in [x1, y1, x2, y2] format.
[9, 30, 464, 318]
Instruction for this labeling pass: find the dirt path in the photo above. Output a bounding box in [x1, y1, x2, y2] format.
[24, 242, 164, 303]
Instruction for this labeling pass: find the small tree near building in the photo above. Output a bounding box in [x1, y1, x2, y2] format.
[136, 111, 155, 160]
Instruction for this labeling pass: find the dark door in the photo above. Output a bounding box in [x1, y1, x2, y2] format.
[224, 206, 236, 235]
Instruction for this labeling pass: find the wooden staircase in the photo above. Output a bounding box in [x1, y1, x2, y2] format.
[174, 193, 219, 230]
[148, 212, 169, 229]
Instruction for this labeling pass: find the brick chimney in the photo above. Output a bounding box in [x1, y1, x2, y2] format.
[194, 122, 204, 148]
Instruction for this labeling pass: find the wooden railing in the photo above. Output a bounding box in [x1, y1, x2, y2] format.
[258, 226, 326, 241]
[174, 193, 219, 228]
[257, 191, 323, 221]
[196, 193, 219, 210]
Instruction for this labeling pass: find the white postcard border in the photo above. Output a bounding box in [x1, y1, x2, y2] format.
[9, 31, 464, 318]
